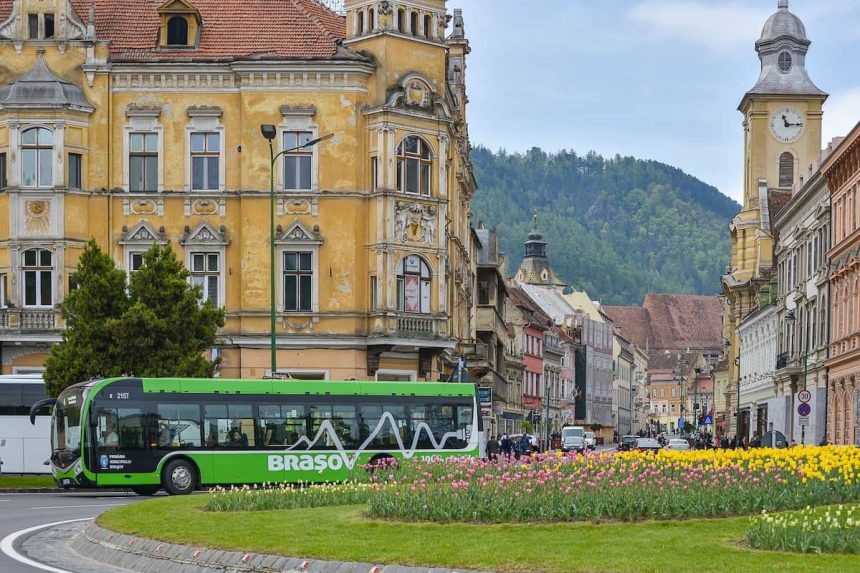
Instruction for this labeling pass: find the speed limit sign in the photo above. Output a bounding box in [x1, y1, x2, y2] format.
[798, 390, 812, 403]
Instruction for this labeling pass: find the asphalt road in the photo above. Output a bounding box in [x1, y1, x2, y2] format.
[0, 491, 138, 572]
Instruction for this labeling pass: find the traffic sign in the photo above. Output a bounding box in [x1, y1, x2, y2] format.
[797, 402, 811, 417]
[799, 417, 810, 427]
[798, 390, 812, 403]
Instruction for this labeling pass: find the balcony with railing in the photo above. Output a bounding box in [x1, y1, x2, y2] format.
[369, 312, 447, 340]
[476, 305, 508, 342]
[0, 309, 60, 332]
[775, 352, 801, 374]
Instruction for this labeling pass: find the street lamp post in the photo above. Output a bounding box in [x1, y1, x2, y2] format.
[784, 309, 809, 445]
[259, 126, 333, 376]
[734, 355, 740, 440]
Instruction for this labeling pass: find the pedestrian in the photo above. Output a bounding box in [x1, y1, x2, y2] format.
[515, 434, 530, 459]
[500, 434, 512, 458]
[720, 435, 729, 450]
[486, 435, 500, 461]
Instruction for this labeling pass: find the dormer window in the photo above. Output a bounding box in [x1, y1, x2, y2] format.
[27, 13, 54, 39]
[158, 0, 201, 48]
[167, 16, 188, 46]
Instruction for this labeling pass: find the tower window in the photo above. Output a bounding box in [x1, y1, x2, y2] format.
[410, 12, 418, 35]
[779, 152, 794, 188]
[44, 14, 54, 39]
[778, 51, 792, 73]
[423, 15, 432, 38]
[167, 16, 188, 46]
[28, 14, 38, 39]
[398, 9, 406, 33]
[368, 8, 375, 32]
[357, 11, 364, 35]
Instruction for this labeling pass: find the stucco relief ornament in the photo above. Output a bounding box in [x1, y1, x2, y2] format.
[405, 80, 430, 108]
[285, 199, 311, 215]
[130, 199, 157, 215]
[191, 199, 218, 216]
[25, 200, 50, 233]
[378, 1, 392, 15]
[395, 202, 437, 244]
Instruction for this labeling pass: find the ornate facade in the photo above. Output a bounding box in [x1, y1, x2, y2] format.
[0, 0, 477, 380]
[823, 122, 860, 446]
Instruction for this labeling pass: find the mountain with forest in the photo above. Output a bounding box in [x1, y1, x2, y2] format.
[470, 146, 741, 306]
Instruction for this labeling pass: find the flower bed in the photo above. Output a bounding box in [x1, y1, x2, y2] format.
[747, 505, 860, 553]
[205, 446, 860, 523]
[207, 482, 375, 512]
[365, 447, 860, 522]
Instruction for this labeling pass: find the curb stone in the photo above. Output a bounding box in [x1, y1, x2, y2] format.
[72, 523, 494, 573]
[0, 487, 129, 493]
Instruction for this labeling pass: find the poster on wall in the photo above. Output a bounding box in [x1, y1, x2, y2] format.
[404, 274, 420, 313]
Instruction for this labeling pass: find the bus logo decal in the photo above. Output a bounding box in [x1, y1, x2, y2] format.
[99, 455, 109, 469]
[266, 412, 471, 472]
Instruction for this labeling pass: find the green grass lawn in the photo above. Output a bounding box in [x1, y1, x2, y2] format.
[0, 475, 55, 489]
[98, 496, 860, 573]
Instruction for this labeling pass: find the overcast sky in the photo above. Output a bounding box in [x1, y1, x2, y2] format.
[450, 0, 860, 203]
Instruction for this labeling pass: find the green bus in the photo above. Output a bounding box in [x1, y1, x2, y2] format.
[45, 377, 482, 495]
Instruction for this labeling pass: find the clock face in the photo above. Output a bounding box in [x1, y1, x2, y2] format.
[769, 108, 804, 143]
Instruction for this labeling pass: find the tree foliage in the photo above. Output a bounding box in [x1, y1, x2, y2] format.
[44, 241, 225, 396]
[470, 146, 739, 305]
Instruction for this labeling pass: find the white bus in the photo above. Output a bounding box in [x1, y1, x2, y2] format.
[0, 374, 51, 474]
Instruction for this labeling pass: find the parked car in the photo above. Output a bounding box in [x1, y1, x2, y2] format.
[665, 439, 691, 451]
[636, 437, 662, 453]
[618, 435, 639, 452]
[561, 426, 586, 453]
[583, 431, 596, 451]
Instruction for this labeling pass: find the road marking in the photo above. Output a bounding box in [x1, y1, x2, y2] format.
[30, 503, 128, 510]
[1, 518, 91, 573]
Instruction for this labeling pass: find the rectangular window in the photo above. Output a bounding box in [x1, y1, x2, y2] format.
[23, 250, 52, 307]
[258, 404, 307, 446]
[370, 275, 378, 310]
[0, 274, 6, 308]
[44, 13, 54, 38]
[371, 156, 378, 190]
[28, 14, 38, 39]
[68, 153, 82, 189]
[283, 251, 313, 312]
[203, 403, 255, 448]
[283, 131, 312, 190]
[190, 252, 220, 307]
[191, 132, 220, 190]
[0, 153, 6, 188]
[156, 403, 202, 449]
[128, 252, 144, 273]
[129, 133, 158, 192]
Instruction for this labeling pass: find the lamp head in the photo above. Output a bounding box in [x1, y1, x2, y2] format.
[260, 124, 277, 141]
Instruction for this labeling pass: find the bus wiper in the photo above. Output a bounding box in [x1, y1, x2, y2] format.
[29, 398, 56, 425]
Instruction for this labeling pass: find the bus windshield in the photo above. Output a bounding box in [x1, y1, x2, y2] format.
[52, 388, 84, 467]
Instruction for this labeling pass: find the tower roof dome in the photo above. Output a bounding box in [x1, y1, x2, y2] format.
[527, 228, 544, 242]
[759, 0, 808, 44]
[0, 52, 93, 113]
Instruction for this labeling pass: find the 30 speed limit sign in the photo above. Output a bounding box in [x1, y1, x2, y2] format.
[798, 390, 812, 403]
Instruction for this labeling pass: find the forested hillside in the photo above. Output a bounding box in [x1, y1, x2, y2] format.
[471, 146, 740, 305]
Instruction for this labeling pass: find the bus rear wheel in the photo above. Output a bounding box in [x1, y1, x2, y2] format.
[162, 459, 197, 495]
[130, 485, 160, 496]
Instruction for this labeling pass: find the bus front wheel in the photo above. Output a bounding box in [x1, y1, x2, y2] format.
[162, 459, 197, 495]
[130, 485, 160, 496]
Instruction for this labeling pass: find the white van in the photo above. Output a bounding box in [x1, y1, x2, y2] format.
[561, 426, 585, 453]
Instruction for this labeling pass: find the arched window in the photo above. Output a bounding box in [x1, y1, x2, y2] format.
[357, 11, 364, 35]
[22, 248, 53, 307]
[368, 8, 375, 32]
[21, 127, 53, 188]
[843, 389, 852, 444]
[423, 14, 432, 38]
[410, 11, 418, 35]
[167, 16, 188, 46]
[396, 255, 431, 314]
[397, 9, 406, 33]
[396, 136, 432, 196]
[779, 152, 794, 188]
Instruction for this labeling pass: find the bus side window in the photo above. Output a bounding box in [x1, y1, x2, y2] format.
[203, 403, 254, 448]
[156, 403, 202, 448]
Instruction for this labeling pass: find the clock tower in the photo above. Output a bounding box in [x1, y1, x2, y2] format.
[723, 0, 827, 415]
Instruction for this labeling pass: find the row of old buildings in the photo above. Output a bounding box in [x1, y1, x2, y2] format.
[723, 0, 860, 446]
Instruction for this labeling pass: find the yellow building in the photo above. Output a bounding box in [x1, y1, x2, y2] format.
[0, 0, 478, 380]
[722, 0, 826, 421]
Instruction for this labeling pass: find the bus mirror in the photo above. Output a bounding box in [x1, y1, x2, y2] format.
[29, 398, 56, 425]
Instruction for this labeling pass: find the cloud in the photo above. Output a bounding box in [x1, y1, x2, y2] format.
[823, 87, 860, 145]
[628, 1, 771, 54]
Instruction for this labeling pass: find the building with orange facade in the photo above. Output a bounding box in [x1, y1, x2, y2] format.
[823, 121, 860, 446]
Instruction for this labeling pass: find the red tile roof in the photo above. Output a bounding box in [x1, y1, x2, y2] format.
[0, 1, 11, 22]
[604, 294, 723, 354]
[67, 0, 349, 62]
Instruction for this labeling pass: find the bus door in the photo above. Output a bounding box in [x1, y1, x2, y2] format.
[91, 401, 151, 480]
